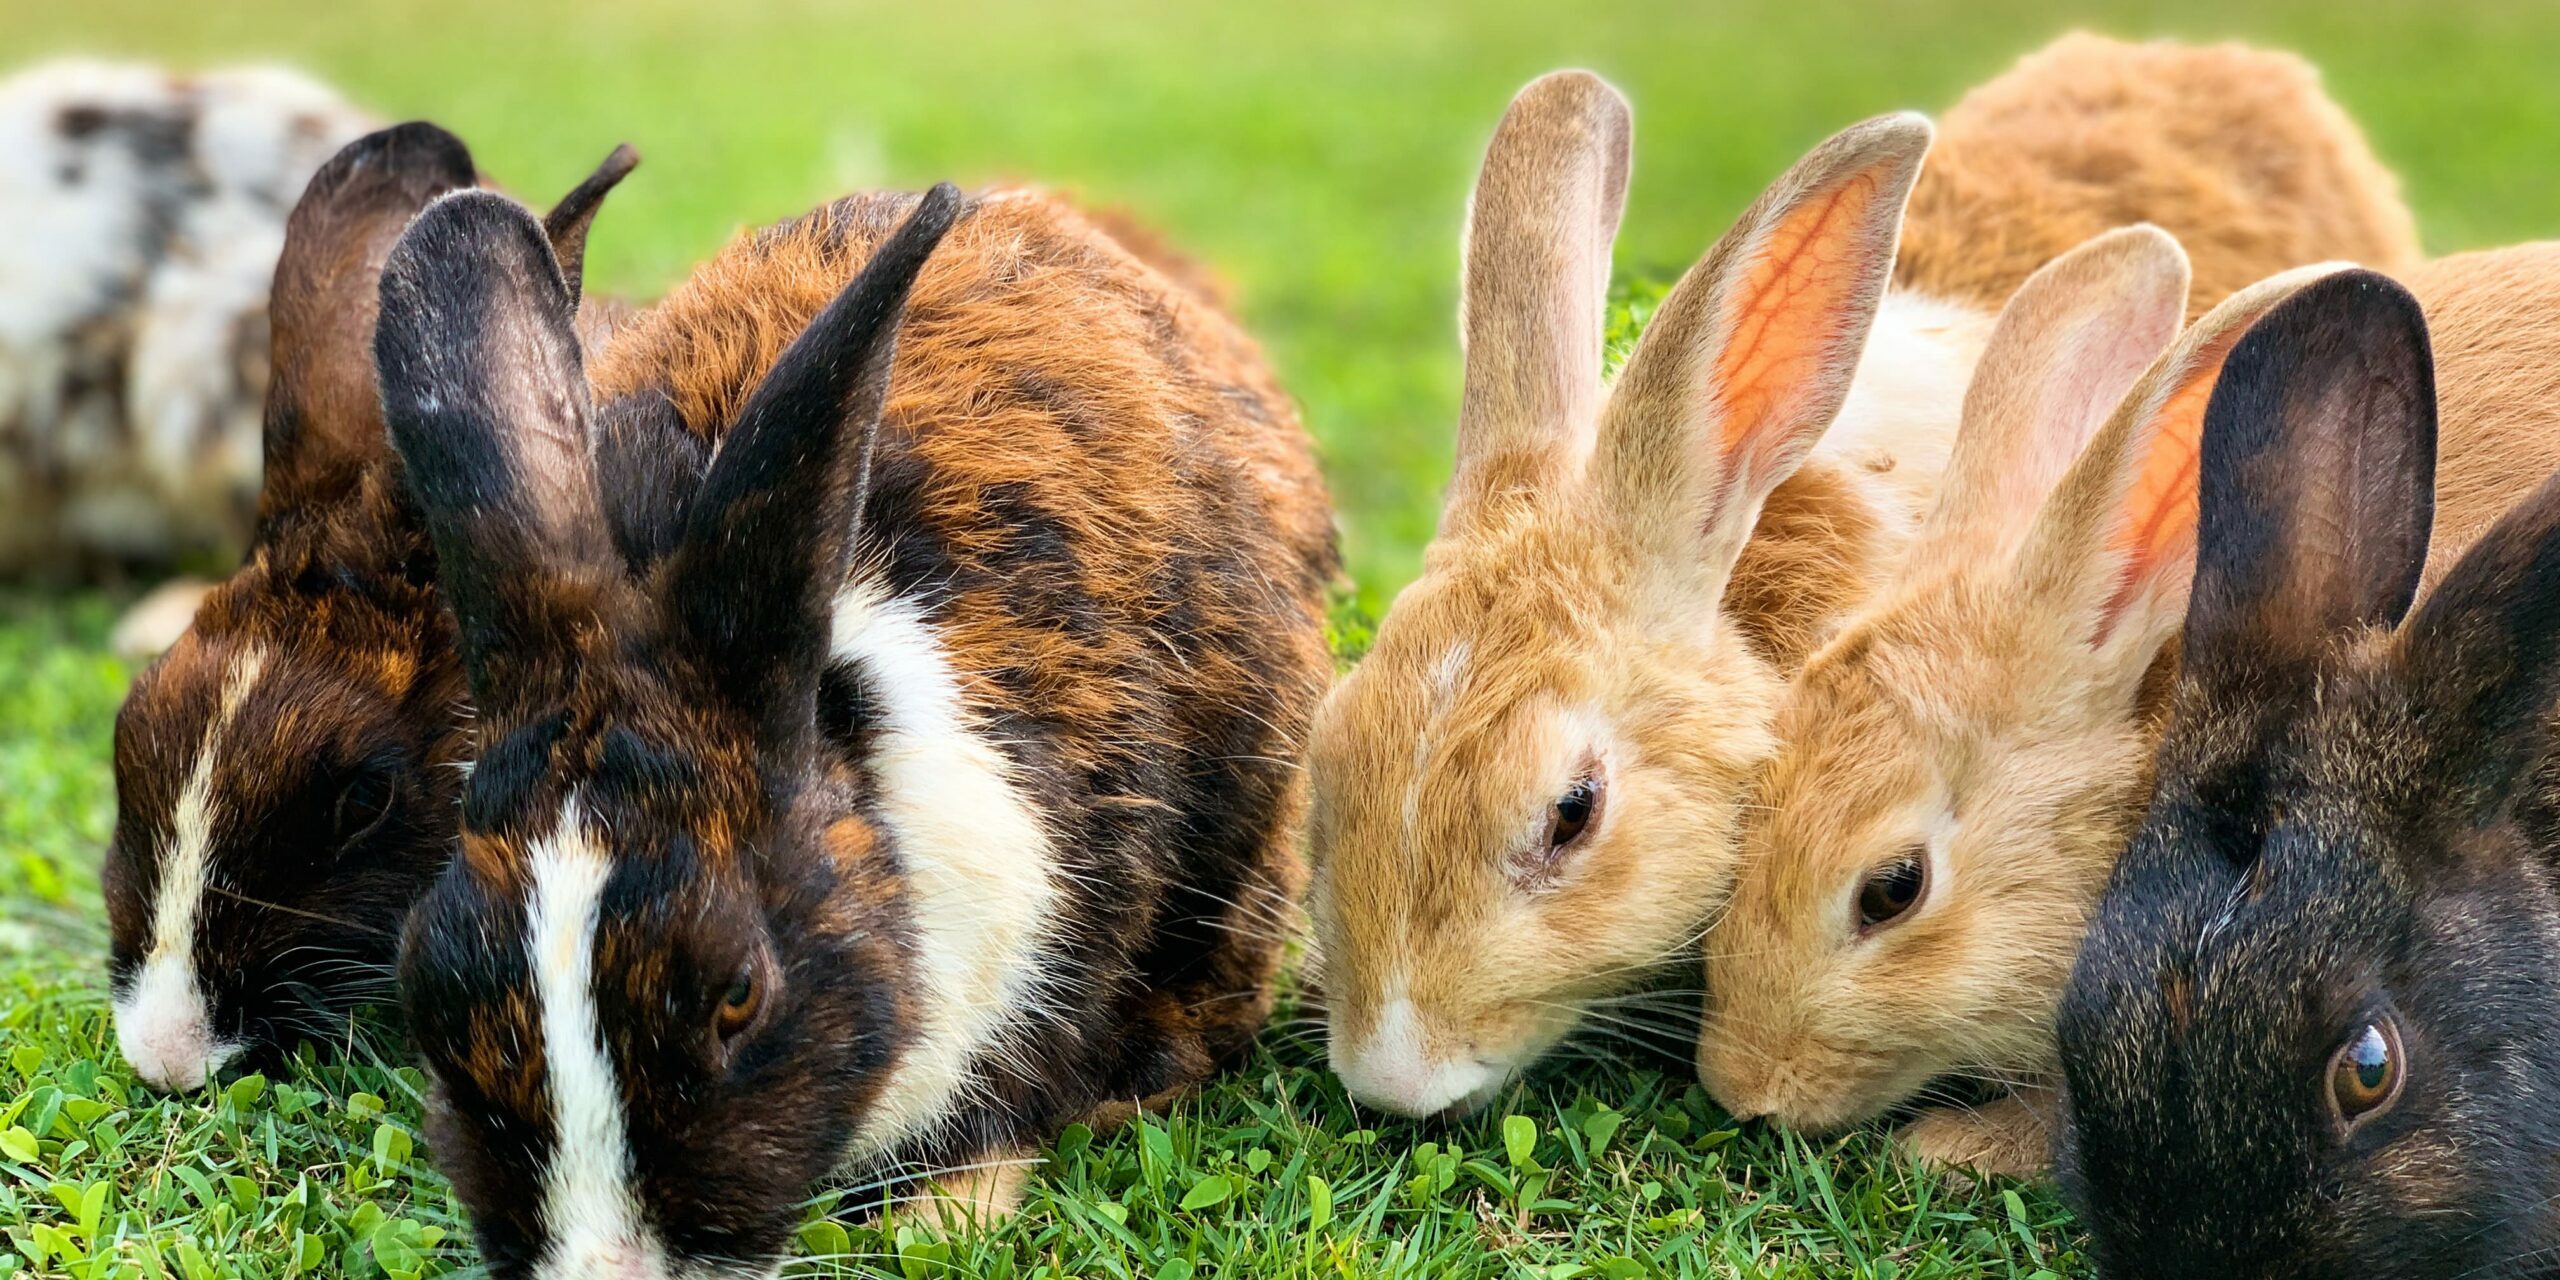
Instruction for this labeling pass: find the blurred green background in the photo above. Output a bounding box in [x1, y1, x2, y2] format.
[14, 0, 2560, 602]
[9, 2, 2560, 1275]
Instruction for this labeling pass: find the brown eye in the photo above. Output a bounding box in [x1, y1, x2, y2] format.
[1550, 778, 1600, 849]
[714, 966, 762, 1041]
[2328, 1019, 2404, 1130]
[1855, 850, 1927, 932]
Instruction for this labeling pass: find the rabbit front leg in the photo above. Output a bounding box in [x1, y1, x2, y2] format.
[1897, 1084, 2057, 1181]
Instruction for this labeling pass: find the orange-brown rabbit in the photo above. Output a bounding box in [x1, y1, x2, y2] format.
[1698, 241, 2560, 1179]
[1307, 35, 2418, 1118]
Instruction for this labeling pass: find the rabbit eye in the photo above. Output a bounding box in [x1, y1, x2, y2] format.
[1512, 771, 1604, 889]
[2328, 1019, 2404, 1131]
[332, 767, 399, 847]
[1550, 778, 1600, 848]
[714, 965, 762, 1042]
[1855, 849, 1928, 932]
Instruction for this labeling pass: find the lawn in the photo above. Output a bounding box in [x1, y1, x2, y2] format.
[5, 0, 2560, 1275]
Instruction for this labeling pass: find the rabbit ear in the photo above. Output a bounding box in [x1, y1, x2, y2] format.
[2183, 270, 2436, 688]
[259, 123, 478, 521]
[662, 184, 963, 737]
[2013, 263, 2360, 653]
[1908, 226, 2189, 573]
[2396, 469, 2560, 824]
[1443, 70, 1631, 532]
[1590, 112, 1931, 606]
[540, 143, 639, 311]
[375, 190, 614, 713]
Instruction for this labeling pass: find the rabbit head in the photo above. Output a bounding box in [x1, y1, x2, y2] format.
[1306, 69, 1931, 1118]
[1697, 231, 2347, 1134]
[2057, 270, 2560, 1278]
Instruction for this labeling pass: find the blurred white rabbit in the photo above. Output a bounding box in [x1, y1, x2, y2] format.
[0, 59, 370, 654]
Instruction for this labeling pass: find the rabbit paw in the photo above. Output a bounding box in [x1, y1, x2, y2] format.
[1896, 1090, 2055, 1182]
[899, 1144, 1037, 1233]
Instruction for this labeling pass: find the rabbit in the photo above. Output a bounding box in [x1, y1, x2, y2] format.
[2055, 256, 2560, 1279]
[375, 177, 1334, 1275]
[1307, 37, 2421, 1122]
[1697, 243, 2560, 1182]
[103, 122, 640, 1094]
[0, 60, 376, 655]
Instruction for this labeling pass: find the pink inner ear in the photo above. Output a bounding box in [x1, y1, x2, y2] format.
[2096, 357, 2216, 643]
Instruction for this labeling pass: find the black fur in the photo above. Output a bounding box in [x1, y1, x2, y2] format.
[2057, 271, 2560, 1279]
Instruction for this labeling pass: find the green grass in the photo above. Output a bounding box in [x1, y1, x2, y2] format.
[8, 0, 2560, 1274]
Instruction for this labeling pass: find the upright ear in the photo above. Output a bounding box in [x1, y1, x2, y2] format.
[2396, 469, 2560, 822]
[1443, 70, 1632, 532]
[663, 184, 964, 737]
[1589, 112, 1932, 605]
[1907, 225, 2189, 573]
[541, 143, 640, 311]
[375, 191, 615, 713]
[2012, 262, 2358, 657]
[259, 122, 478, 523]
[2181, 270, 2436, 691]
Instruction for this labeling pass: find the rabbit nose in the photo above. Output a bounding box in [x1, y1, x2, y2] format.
[546, 1239, 663, 1280]
[113, 957, 241, 1092]
[1331, 994, 1505, 1117]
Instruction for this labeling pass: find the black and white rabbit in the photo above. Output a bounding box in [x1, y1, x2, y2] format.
[377, 178, 1334, 1275]
[2057, 255, 2560, 1278]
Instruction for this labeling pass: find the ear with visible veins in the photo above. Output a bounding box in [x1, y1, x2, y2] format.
[1592, 111, 1933, 606]
[661, 183, 966, 739]
[2397, 467, 2560, 823]
[2014, 261, 2359, 653]
[1910, 225, 2189, 574]
[259, 122, 479, 523]
[375, 189, 616, 713]
[1443, 69, 1632, 532]
[2183, 270, 2436, 695]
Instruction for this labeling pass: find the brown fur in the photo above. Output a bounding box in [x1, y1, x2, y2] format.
[1700, 243, 2560, 1178]
[1897, 33, 2421, 320]
[1309, 41, 2418, 1120]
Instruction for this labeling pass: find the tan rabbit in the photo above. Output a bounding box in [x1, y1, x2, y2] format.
[1308, 39, 2420, 1120]
[1696, 240, 2560, 1179]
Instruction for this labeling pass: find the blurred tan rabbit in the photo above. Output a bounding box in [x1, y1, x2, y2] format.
[1697, 240, 2560, 1180]
[1307, 34, 2420, 1120]
[0, 59, 370, 653]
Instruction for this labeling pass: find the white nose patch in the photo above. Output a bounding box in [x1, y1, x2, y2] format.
[113, 955, 240, 1091]
[1332, 989, 1506, 1118]
[117, 644, 265, 1092]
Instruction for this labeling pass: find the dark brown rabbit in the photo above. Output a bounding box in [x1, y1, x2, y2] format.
[103, 123, 638, 1093]
[2058, 260, 2560, 1278]
[379, 181, 1333, 1276]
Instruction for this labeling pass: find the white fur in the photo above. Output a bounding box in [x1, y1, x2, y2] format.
[1817, 289, 1994, 530]
[0, 59, 367, 570]
[829, 579, 1061, 1160]
[1334, 979, 1505, 1117]
[527, 797, 666, 1279]
[113, 644, 265, 1091]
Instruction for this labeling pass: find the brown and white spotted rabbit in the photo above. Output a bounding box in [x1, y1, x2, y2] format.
[104, 122, 638, 1093]
[378, 181, 1334, 1275]
[0, 60, 377, 653]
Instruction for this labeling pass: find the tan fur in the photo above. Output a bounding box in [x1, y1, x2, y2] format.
[1310, 41, 2418, 1119]
[1697, 244, 2560, 1177]
[1897, 33, 2420, 320]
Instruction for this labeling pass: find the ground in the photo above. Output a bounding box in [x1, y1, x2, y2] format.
[5, 0, 2560, 1275]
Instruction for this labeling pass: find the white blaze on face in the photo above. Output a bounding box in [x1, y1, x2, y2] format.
[1332, 974, 1505, 1119]
[114, 644, 266, 1092]
[527, 798, 667, 1279]
[830, 580, 1060, 1158]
